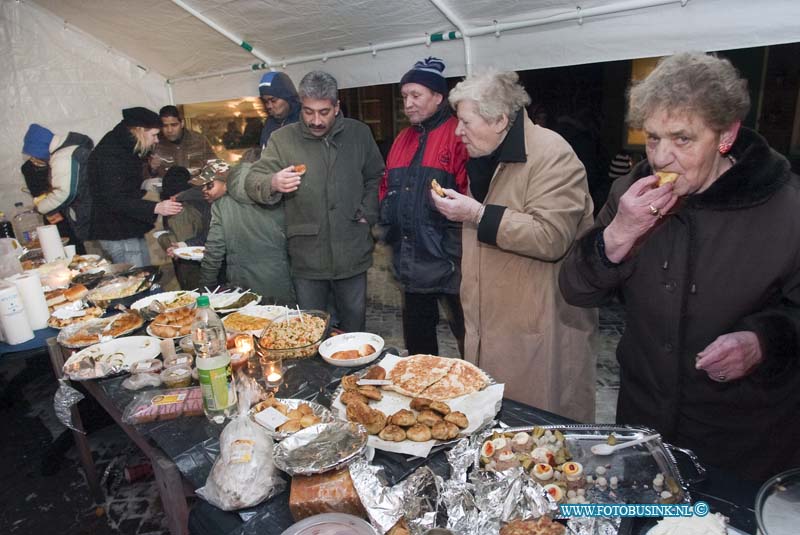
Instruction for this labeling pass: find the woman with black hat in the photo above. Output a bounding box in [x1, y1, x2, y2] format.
[88, 107, 182, 266]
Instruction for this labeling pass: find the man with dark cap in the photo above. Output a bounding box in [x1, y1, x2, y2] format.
[21, 123, 94, 253]
[258, 71, 301, 149]
[147, 105, 217, 178]
[378, 57, 469, 356]
[88, 107, 182, 266]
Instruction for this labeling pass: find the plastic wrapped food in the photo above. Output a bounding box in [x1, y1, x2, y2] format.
[122, 387, 204, 424]
[122, 372, 162, 390]
[195, 382, 284, 510]
[289, 468, 367, 521]
[161, 364, 193, 388]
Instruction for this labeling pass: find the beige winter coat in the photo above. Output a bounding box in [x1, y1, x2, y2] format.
[461, 115, 597, 422]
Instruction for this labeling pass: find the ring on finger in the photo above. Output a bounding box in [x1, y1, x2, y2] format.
[648, 204, 661, 217]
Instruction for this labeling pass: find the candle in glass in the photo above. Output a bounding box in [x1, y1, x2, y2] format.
[263, 356, 283, 388]
[231, 334, 253, 371]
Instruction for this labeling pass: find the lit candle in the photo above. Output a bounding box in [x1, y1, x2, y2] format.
[267, 372, 281, 382]
[235, 334, 253, 355]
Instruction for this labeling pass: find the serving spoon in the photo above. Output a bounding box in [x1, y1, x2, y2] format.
[591, 434, 660, 455]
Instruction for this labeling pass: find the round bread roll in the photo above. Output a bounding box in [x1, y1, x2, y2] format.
[287, 408, 304, 420]
[429, 400, 451, 415]
[364, 409, 387, 435]
[297, 403, 314, 415]
[406, 423, 432, 442]
[444, 411, 469, 429]
[341, 375, 359, 391]
[378, 424, 406, 442]
[277, 419, 304, 433]
[431, 421, 460, 441]
[300, 414, 321, 428]
[417, 409, 443, 427]
[410, 397, 432, 411]
[389, 409, 416, 427]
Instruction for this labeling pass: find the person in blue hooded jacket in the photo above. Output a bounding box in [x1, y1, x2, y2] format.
[258, 71, 301, 149]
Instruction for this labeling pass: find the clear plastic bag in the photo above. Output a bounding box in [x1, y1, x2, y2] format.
[53, 379, 85, 433]
[196, 380, 285, 510]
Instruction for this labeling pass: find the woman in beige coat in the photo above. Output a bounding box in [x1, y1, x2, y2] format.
[431, 70, 597, 422]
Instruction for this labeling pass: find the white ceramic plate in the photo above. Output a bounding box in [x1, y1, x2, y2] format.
[173, 246, 205, 261]
[318, 332, 384, 367]
[131, 291, 199, 311]
[222, 304, 291, 336]
[62, 336, 161, 380]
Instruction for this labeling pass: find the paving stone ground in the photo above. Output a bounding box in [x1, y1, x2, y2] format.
[1, 245, 623, 534]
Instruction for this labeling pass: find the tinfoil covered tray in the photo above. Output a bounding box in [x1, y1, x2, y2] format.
[273, 421, 368, 476]
[249, 397, 335, 441]
[476, 425, 699, 507]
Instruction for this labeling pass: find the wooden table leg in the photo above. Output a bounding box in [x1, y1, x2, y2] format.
[152, 451, 190, 535]
[46, 337, 104, 504]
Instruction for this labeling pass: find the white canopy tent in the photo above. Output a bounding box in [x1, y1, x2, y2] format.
[2, 0, 799, 214]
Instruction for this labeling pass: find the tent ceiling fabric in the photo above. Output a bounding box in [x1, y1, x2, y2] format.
[28, 0, 800, 104]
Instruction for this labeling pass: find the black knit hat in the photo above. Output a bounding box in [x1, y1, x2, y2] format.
[122, 107, 162, 128]
[400, 57, 448, 96]
[161, 167, 191, 200]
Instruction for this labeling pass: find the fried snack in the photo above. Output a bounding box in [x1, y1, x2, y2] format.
[387, 518, 410, 535]
[278, 419, 305, 433]
[48, 306, 104, 328]
[287, 408, 305, 420]
[358, 385, 383, 401]
[346, 400, 373, 424]
[298, 403, 314, 416]
[444, 411, 469, 429]
[341, 375, 360, 391]
[428, 400, 451, 415]
[150, 306, 194, 338]
[389, 409, 416, 427]
[300, 414, 321, 427]
[410, 397, 432, 411]
[431, 421, 460, 441]
[364, 408, 387, 435]
[417, 409, 443, 427]
[379, 424, 407, 442]
[223, 312, 271, 332]
[253, 394, 280, 412]
[656, 171, 679, 187]
[359, 344, 376, 356]
[406, 423, 433, 442]
[331, 349, 361, 360]
[364, 365, 386, 381]
[294, 164, 307, 174]
[431, 179, 446, 198]
[340, 391, 369, 406]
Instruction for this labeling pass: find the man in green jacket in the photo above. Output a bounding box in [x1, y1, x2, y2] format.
[245, 70, 384, 331]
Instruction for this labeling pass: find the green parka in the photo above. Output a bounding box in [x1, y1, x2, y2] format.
[200, 162, 295, 305]
[244, 114, 384, 280]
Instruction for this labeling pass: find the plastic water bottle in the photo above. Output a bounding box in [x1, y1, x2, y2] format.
[11, 202, 42, 246]
[192, 295, 237, 423]
[0, 212, 14, 239]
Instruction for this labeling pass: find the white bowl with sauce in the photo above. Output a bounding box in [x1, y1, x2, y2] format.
[318, 332, 384, 368]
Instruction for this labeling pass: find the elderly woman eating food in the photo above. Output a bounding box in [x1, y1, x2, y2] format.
[559, 52, 800, 480]
[431, 69, 597, 422]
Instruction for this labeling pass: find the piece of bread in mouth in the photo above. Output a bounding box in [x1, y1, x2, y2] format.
[430, 179, 446, 198]
[655, 171, 679, 187]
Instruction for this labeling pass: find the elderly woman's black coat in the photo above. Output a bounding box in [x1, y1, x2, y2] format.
[559, 128, 800, 480]
[88, 122, 157, 240]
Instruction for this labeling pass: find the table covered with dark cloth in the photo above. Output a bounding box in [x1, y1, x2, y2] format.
[88, 349, 759, 535]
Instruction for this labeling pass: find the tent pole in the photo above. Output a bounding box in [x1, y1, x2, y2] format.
[168, 0, 273, 67]
[169, 0, 686, 86]
[427, 0, 472, 74]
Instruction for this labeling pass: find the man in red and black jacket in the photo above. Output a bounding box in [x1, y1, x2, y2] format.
[378, 57, 468, 356]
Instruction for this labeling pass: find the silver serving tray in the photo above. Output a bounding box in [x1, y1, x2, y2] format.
[273, 421, 368, 476]
[330, 355, 499, 447]
[249, 398, 334, 441]
[476, 424, 699, 505]
[56, 313, 144, 349]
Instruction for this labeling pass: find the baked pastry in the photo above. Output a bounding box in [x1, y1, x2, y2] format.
[297, 403, 314, 416]
[359, 343, 376, 356]
[655, 171, 678, 187]
[389, 409, 416, 427]
[150, 306, 194, 338]
[420, 359, 489, 400]
[417, 409, 443, 427]
[406, 423, 432, 442]
[278, 419, 305, 433]
[363, 408, 387, 435]
[340, 391, 368, 406]
[410, 397, 432, 411]
[387, 355, 454, 397]
[379, 424, 407, 442]
[331, 349, 361, 360]
[431, 179, 446, 198]
[364, 365, 386, 381]
[500, 517, 565, 535]
[428, 400, 451, 415]
[431, 421, 460, 441]
[341, 375, 360, 391]
[300, 414, 321, 427]
[294, 164, 307, 174]
[444, 411, 469, 429]
[346, 400, 373, 424]
[358, 385, 382, 401]
[287, 408, 305, 420]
